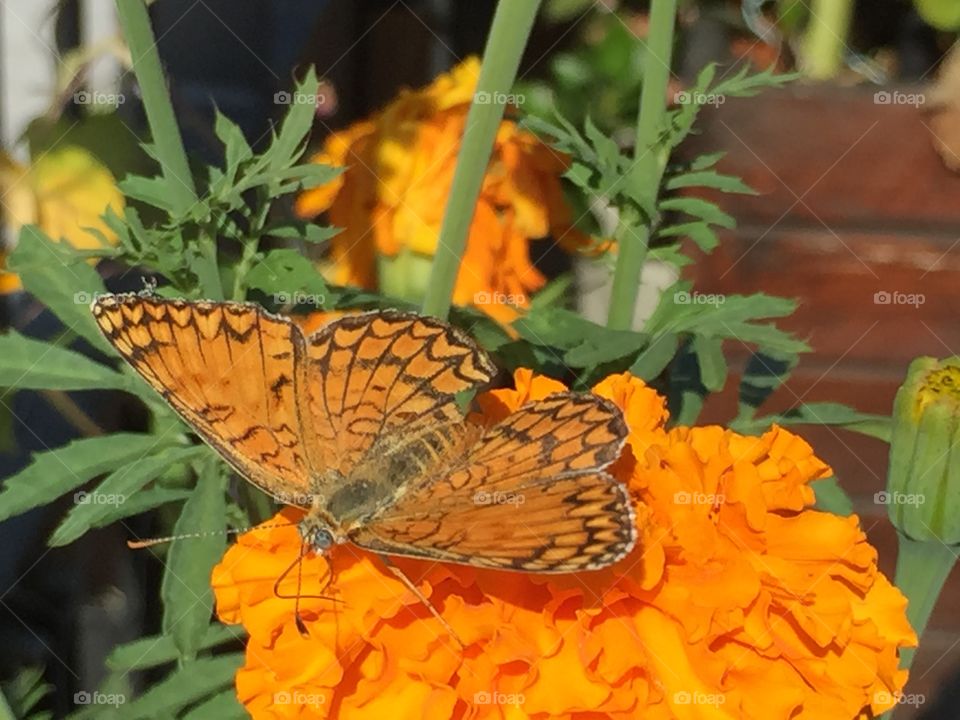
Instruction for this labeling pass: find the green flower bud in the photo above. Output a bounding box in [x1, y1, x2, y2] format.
[887, 356, 960, 543]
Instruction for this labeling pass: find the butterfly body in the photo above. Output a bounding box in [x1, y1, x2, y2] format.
[92, 295, 637, 573]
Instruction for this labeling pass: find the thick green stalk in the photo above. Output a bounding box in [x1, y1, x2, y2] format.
[115, 0, 223, 299]
[421, 0, 542, 320]
[803, 0, 854, 80]
[115, 0, 196, 210]
[894, 534, 957, 670]
[606, 0, 677, 330]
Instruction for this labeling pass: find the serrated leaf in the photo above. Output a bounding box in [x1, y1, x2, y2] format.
[7, 226, 111, 353]
[267, 222, 340, 244]
[812, 476, 854, 516]
[120, 654, 242, 720]
[741, 402, 892, 441]
[563, 329, 648, 368]
[49, 445, 205, 547]
[277, 163, 341, 190]
[106, 624, 240, 672]
[665, 170, 756, 195]
[693, 334, 727, 391]
[0, 434, 174, 523]
[265, 67, 319, 170]
[118, 175, 178, 213]
[734, 350, 797, 420]
[0, 332, 131, 392]
[161, 461, 227, 662]
[214, 111, 253, 180]
[659, 197, 736, 228]
[658, 221, 720, 252]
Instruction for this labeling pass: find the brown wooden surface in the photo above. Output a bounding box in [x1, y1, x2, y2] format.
[687, 86, 960, 717]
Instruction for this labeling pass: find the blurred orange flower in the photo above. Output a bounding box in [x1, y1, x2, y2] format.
[295, 58, 588, 324]
[212, 370, 915, 719]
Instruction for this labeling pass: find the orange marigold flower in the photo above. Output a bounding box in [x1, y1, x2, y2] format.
[294, 58, 588, 324]
[212, 370, 916, 719]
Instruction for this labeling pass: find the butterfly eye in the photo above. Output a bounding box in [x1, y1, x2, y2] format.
[301, 523, 336, 551]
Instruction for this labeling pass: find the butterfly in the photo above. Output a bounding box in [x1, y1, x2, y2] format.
[91, 294, 637, 573]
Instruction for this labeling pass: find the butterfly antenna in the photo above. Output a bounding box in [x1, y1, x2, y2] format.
[377, 554, 463, 649]
[127, 519, 298, 549]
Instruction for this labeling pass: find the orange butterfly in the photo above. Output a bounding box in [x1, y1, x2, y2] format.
[91, 295, 636, 573]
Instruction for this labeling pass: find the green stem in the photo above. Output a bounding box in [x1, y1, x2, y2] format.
[420, 0, 542, 320]
[115, 0, 224, 299]
[803, 0, 854, 80]
[606, 0, 677, 331]
[894, 534, 957, 672]
[115, 0, 196, 210]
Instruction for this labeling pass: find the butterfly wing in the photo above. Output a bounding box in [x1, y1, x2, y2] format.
[349, 393, 637, 572]
[301, 310, 497, 476]
[92, 294, 316, 505]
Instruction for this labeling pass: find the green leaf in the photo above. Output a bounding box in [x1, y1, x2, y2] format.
[734, 350, 797, 421]
[659, 197, 736, 228]
[563, 329, 648, 368]
[161, 459, 227, 662]
[812, 476, 854, 516]
[630, 333, 679, 381]
[693, 335, 727, 391]
[276, 163, 341, 190]
[264, 67, 320, 170]
[214, 111, 253, 181]
[182, 689, 247, 720]
[106, 624, 241, 672]
[246, 249, 328, 301]
[118, 175, 178, 213]
[0, 332, 131, 392]
[120, 654, 242, 720]
[49, 445, 205, 547]
[658, 222, 720, 252]
[1, 667, 52, 720]
[665, 170, 756, 195]
[740, 402, 892, 442]
[7, 226, 111, 353]
[0, 434, 175, 523]
[267, 222, 340, 244]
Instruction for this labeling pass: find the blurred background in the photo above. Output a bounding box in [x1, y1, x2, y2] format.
[2, 0, 960, 717]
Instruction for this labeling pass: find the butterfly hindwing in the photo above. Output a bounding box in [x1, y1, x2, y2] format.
[349, 394, 636, 572]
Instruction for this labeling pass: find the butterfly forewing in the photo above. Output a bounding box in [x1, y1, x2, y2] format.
[92, 295, 315, 505]
[349, 394, 637, 572]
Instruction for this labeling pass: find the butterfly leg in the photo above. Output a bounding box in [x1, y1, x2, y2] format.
[377, 554, 463, 649]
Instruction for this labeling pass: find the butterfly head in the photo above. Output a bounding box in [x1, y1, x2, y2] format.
[299, 515, 342, 553]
